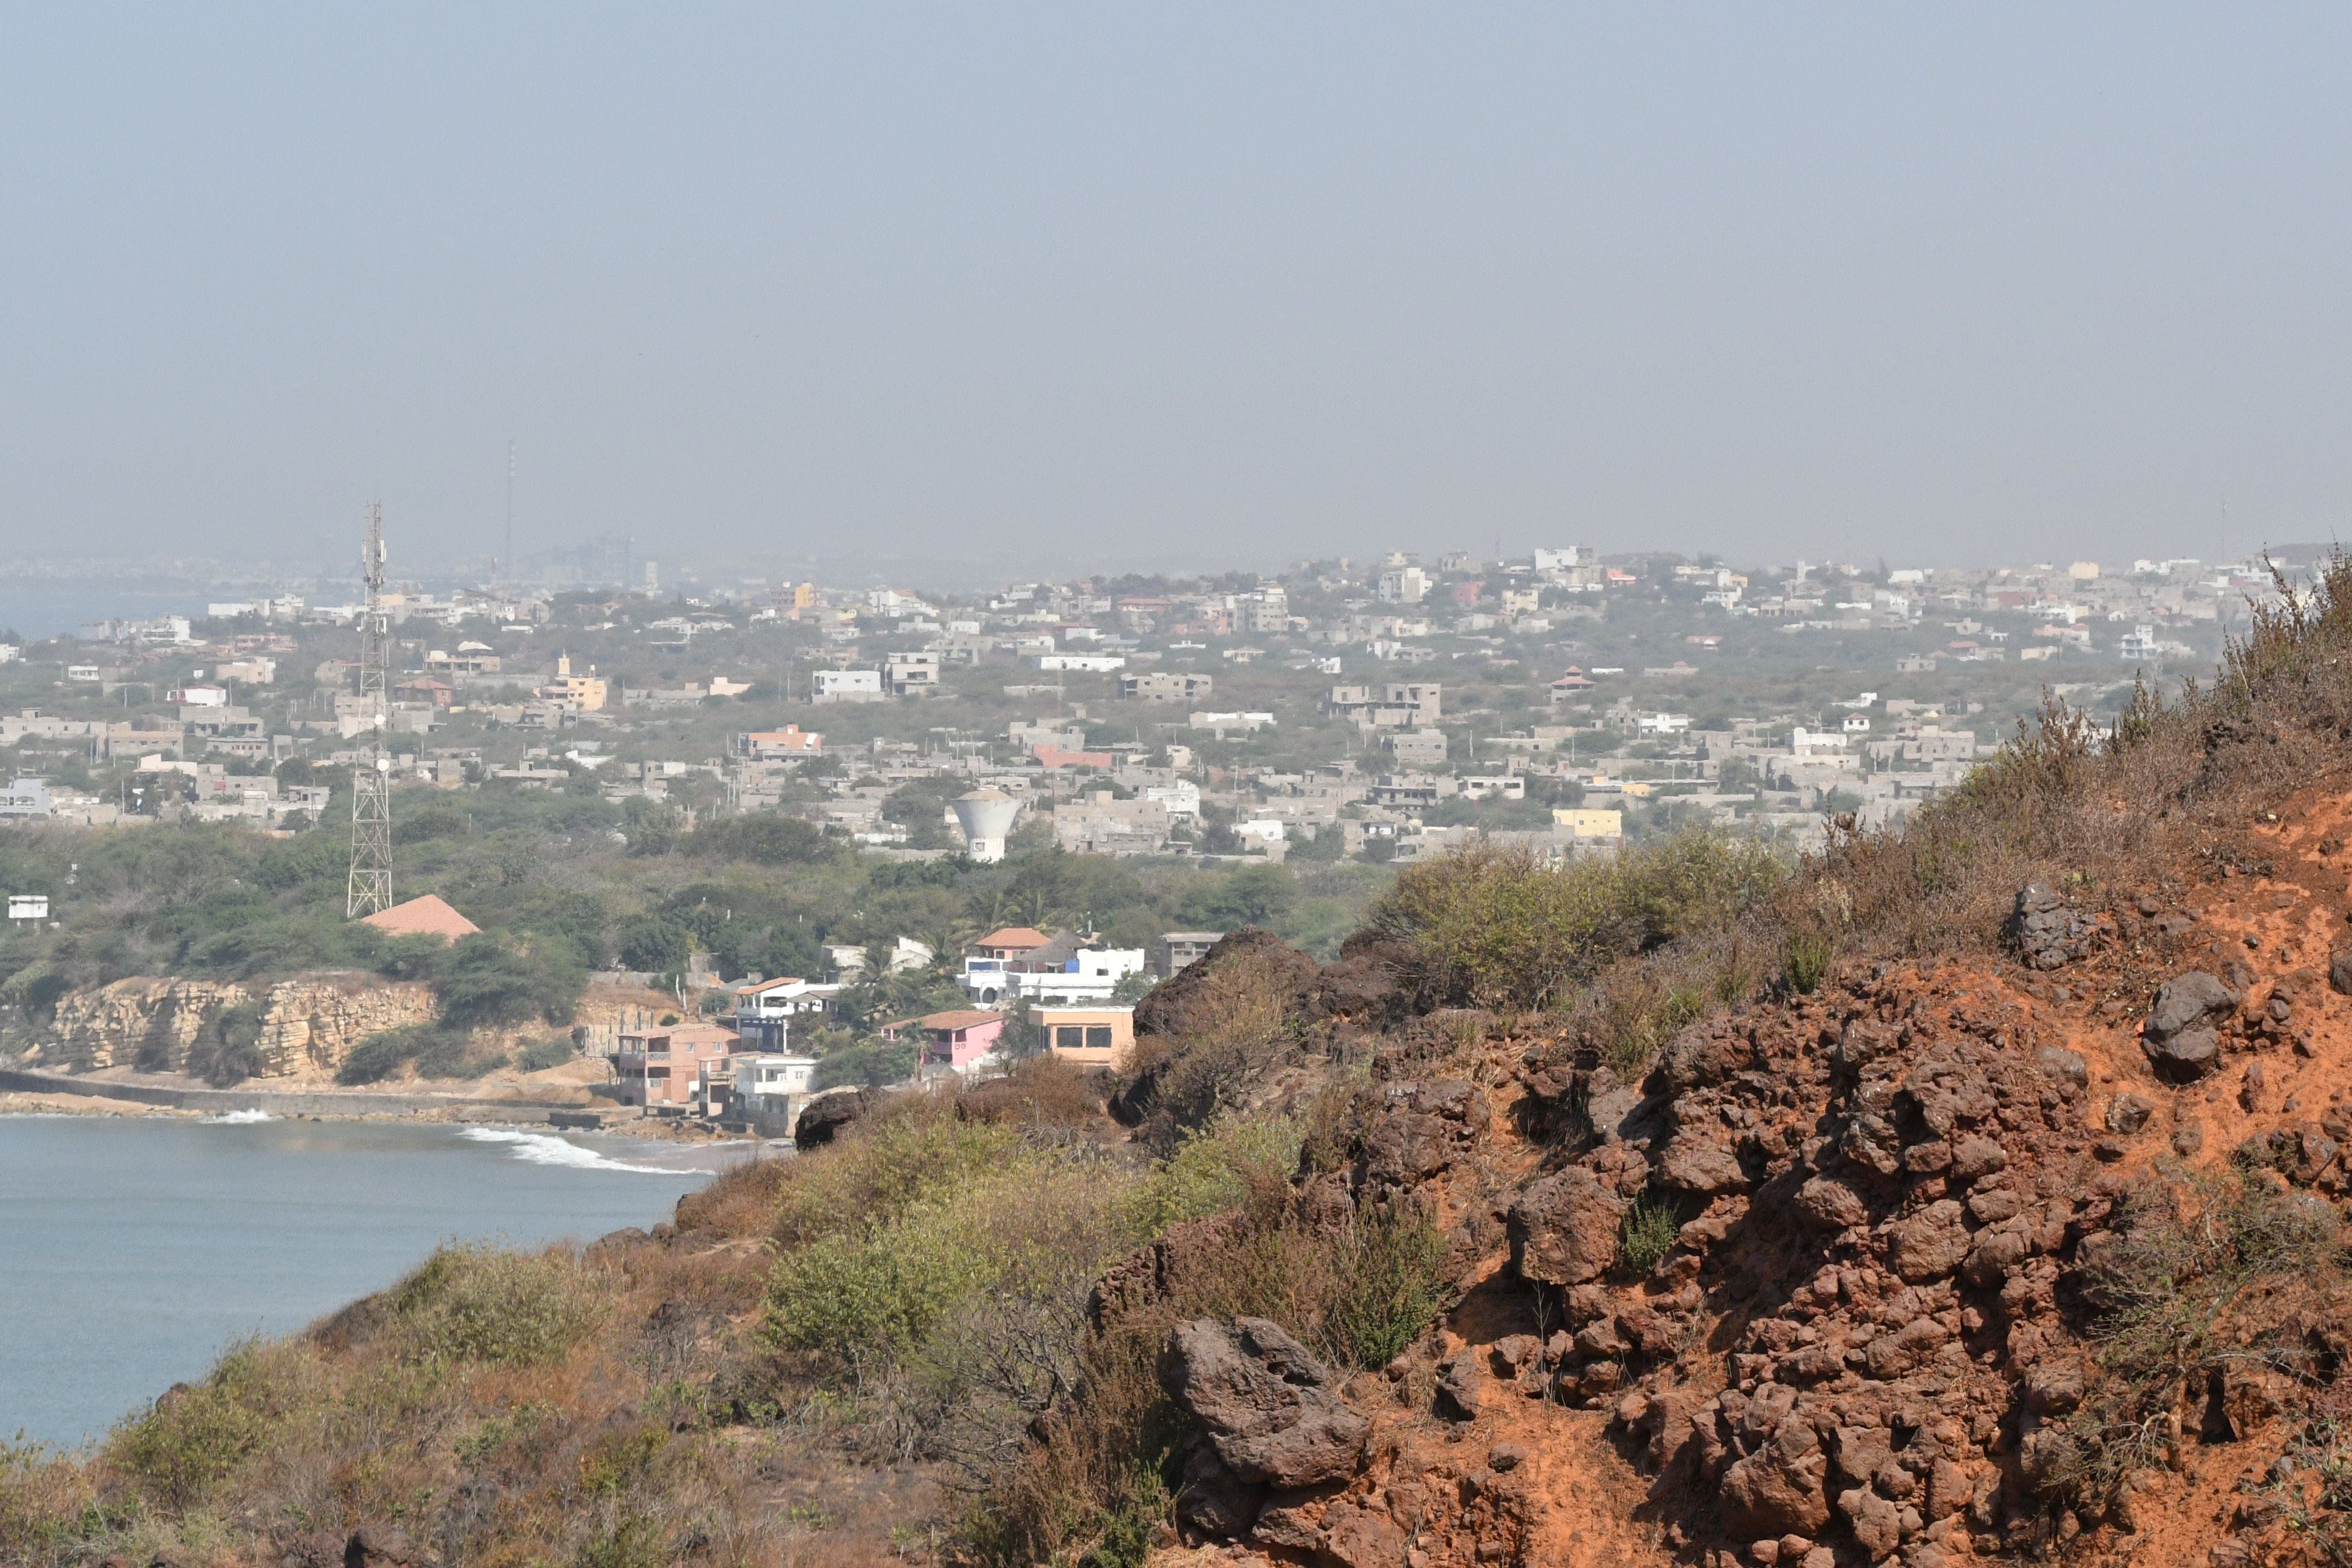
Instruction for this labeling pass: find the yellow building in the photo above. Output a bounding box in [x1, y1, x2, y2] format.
[543, 652, 607, 712]
[1552, 808, 1624, 840]
[1037, 1006, 1135, 1070]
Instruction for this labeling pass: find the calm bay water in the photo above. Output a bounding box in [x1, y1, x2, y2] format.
[0, 1115, 755, 1447]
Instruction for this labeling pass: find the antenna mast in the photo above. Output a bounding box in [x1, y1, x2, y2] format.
[503, 439, 516, 584]
[346, 504, 393, 917]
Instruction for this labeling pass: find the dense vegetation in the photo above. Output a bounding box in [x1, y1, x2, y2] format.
[0, 782, 1386, 1084]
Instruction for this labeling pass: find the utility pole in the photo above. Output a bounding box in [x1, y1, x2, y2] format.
[346, 504, 393, 917]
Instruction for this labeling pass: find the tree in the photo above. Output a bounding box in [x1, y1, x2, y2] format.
[680, 813, 830, 865]
[434, 933, 587, 1029]
[617, 914, 692, 974]
[1180, 863, 1297, 929]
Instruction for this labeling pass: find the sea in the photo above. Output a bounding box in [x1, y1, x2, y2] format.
[0, 1114, 760, 1447]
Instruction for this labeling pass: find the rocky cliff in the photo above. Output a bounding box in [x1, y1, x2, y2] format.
[48, 974, 436, 1077]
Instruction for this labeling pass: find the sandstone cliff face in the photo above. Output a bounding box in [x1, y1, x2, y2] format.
[50, 974, 436, 1077]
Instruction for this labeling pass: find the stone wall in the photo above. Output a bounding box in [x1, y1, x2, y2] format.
[49, 974, 438, 1077]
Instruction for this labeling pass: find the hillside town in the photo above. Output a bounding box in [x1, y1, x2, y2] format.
[0, 542, 2275, 1134]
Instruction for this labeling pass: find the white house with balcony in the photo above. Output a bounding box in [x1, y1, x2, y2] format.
[729, 1052, 821, 1137]
[731, 976, 838, 1050]
[959, 936, 1148, 1008]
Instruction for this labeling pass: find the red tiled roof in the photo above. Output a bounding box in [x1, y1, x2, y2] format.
[359, 894, 481, 941]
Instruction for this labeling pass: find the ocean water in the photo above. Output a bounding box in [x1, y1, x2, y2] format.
[0, 1115, 761, 1447]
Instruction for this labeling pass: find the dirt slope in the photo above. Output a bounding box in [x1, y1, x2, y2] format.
[1150, 788, 2352, 1568]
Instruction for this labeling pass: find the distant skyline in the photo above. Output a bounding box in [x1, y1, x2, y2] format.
[6, 7, 2351, 574]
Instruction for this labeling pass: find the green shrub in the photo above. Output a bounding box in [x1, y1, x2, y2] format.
[1619, 1190, 1685, 1276]
[1324, 1210, 1450, 1369]
[1123, 1115, 1303, 1237]
[384, 1245, 603, 1366]
[434, 932, 586, 1029]
[336, 1024, 497, 1084]
[679, 813, 832, 865]
[810, 1036, 918, 1091]
[1781, 932, 1833, 995]
[1362, 832, 1784, 1012]
[106, 1340, 305, 1510]
[186, 1001, 269, 1086]
[2046, 1174, 2350, 1509]
[515, 1036, 578, 1072]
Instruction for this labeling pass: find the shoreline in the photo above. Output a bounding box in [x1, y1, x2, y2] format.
[0, 1066, 743, 1144]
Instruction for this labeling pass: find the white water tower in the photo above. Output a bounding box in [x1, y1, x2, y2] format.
[951, 787, 1020, 863]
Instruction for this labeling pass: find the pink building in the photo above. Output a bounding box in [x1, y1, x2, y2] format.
[614, 1022, 740, 1108]
[881, 1009, 1009, 1077]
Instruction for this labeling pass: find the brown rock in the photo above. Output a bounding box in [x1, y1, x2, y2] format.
[1886, 1200, 1971, 1283]
[1659, 1121, 1751, 1195]
[1436, 1355, 1484, 1422]
[347, 1525, 427, 1568]
[1509, 1167, 1625, 1286]
[1721, 1419, 1832, 1539]
[1175, 1442, 1264, 1540]
[1158, 1317, 1369, 1488]
[1839, 1485, 1904, 1561]
[1793, 1175, 1871, 1232]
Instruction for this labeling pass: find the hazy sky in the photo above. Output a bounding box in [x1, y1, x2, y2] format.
[5, 7, 2350, 579]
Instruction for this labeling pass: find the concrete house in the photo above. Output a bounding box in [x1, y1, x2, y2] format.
[1038, 1006, 1136, 1070]
[614, 1022, 740, 1109]
[881, 1009, 1009, 1077]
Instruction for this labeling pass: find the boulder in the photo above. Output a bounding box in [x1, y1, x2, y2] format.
[1885, 1200, 1970, 1284]
[792, 1086, 872, 1148]
[1158, 1317, 1368, 1488]
[1509, 1167, 1626, 1286]
[2144, 972, 2236, 1080]
[1175, 1442, 1264, 1540]
[1721, 1419, 1833, 1538]
[1658, 1119, 1751, 1195]
[2013, 883, 2097, 970]
[1793, 1175, 1871, 1233]
[2034, 1046, 2089, 1088]
[1436, 1355, 1483, 1421]
[2333, 950, 2352, 997]
[1839, 1486, 1905, 1561]
[2105, 1093, 2154, 1136]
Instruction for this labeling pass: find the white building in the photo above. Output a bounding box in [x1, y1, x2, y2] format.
[1376, 565, 1430, 604]
[731, 1053, 821, 1136]
[812, 669, 885, 703]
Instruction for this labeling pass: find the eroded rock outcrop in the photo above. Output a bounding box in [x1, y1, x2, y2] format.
[48, 974, 435, 1076]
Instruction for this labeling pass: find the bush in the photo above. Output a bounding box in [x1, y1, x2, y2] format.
[2046, 1173, 2350, 1510]
[335, 1024, 495, 1084]
[515, 1035, 578, 1072]
[1360, 832, 1784, 1012]
[812, 1036, 918, 1091]
[616, 915, 690, 973]
[106, 1340, 309, 1510]
[1618, 1190, 1685, 1276]
[384, 1244, 604, 1366]
[1781, 932, 1833, 995]
[186, 1001, 269, 1086]
[1324, 1209, 1450, 1369]
[679, 813, 831, 866]
[434, 932, 586, 1029]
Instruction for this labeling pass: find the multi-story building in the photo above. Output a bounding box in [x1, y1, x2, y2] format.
[613, 1022, 739, 1110]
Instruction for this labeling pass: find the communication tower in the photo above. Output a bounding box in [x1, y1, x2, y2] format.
[346, 504, 393, 917]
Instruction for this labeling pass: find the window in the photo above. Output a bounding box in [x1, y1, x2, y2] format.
[1086, 1026, 1113, 1052]
[1055, 1025, 1084, 1050]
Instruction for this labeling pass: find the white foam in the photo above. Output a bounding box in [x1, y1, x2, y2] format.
[458, 1126, 680, 1174]
[203, 1108, 277, 1124]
